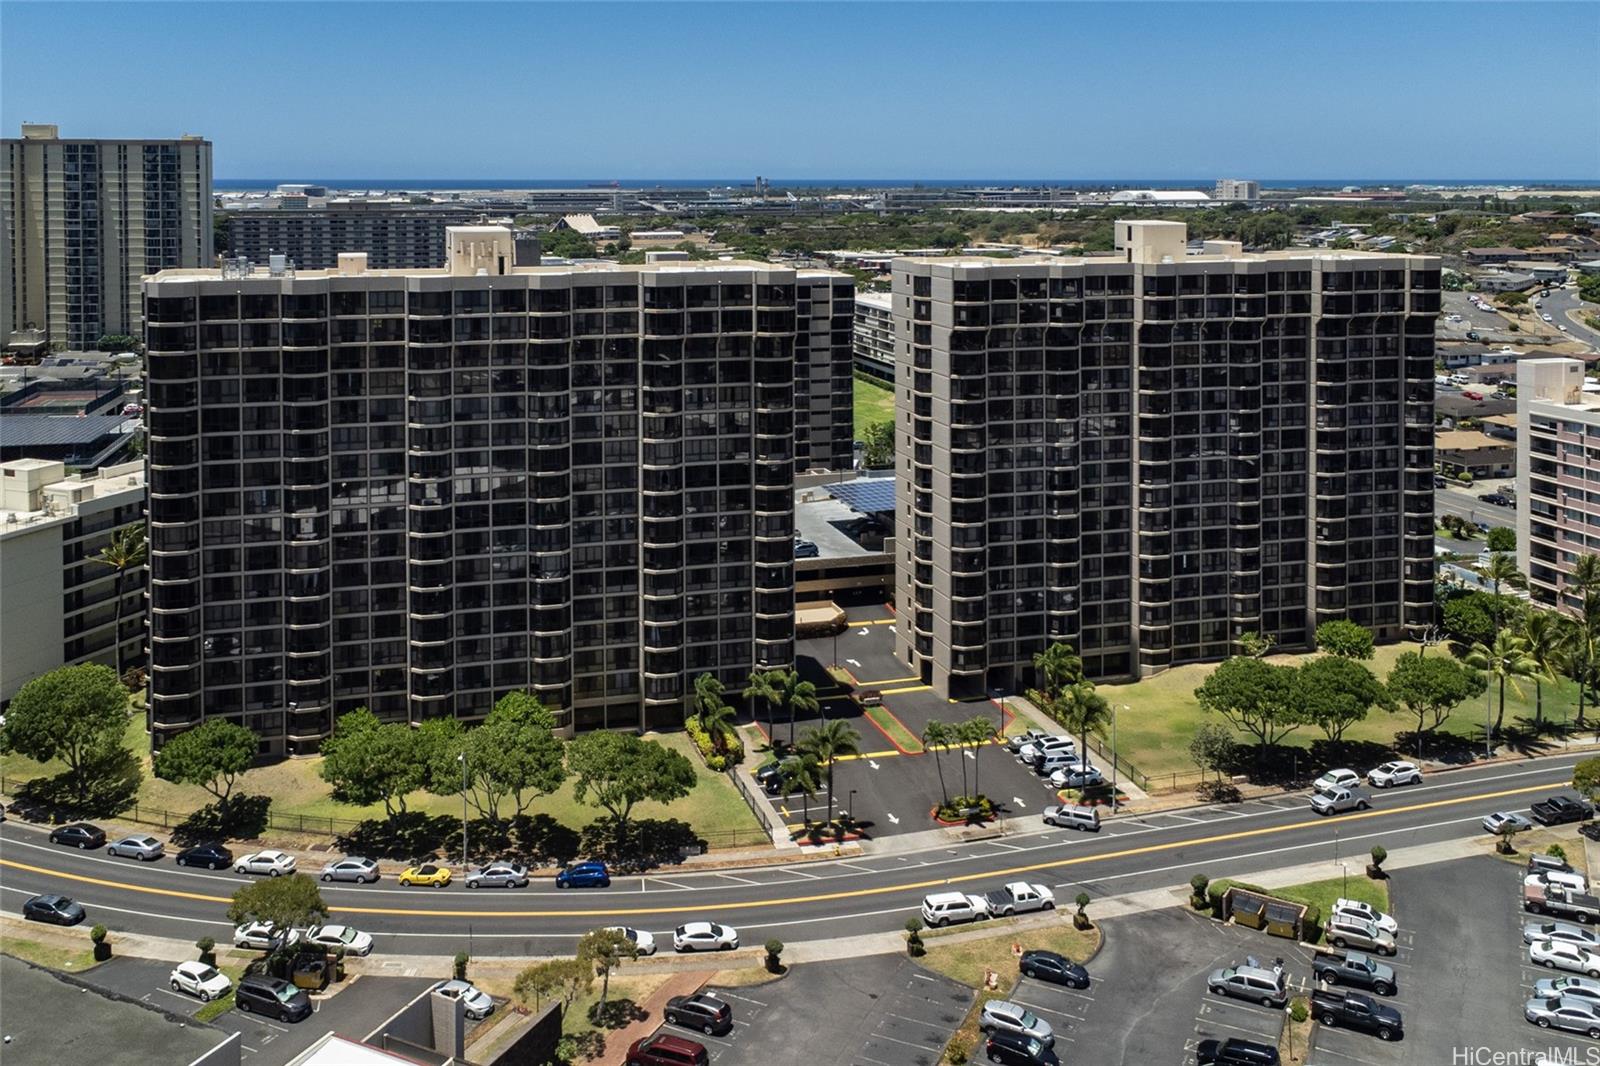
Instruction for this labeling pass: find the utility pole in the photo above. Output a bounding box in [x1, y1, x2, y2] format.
[1113, 704, 1127, 812]
[458, 752, 469, 869]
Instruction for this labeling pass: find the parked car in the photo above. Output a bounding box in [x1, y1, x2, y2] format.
[175, 842, 233, 869]
[1530, 869, 1592, 894]
[985, 882, 1055, 917]
[169, 961, 231, 1002]
[1532, 796, 1594, 826]
[1048, 764, 1104, 790]
[235, 974, 311, 1023]
[1041, 803, 1101, 832]
[1531, 939, 1600, 977]
[1525, 995, 1600, 1038]
[49, 823, 106, 850]
[301, 924, 373, 956]
[1535, 976, 1600, 1006]
[1018, 949, 1089, 988]
[319, 857, 380, 883]
[1478, 493, 1510, 506]
[1581, 822, 1600, 843]
[793, 539, 819, 559]
[1332, 898, 1397, 935]
[1310, 787, 1370, 816]
[235, 849, 297, 877]
[22, 893, 85, 925]
[233, 921, 298, 951]
[1523, 920, 1600, 949]
[1483, 811, 1534, 835]
[399, 863, 452, 887]
[1020, 736, 1077, 766]
[1007, 728, 1050, 755]
[1197, 1039, 1280, 1066]
[1326, 915, 1397, 955]
[625, 1033, 708, 1066]
[610, 926, 657, 956]
[106, 834, 165, 861]
[1313, 950, 1395, 995]
[1311, 989, 1403, 1040]
[1367, 761, 1421, 788]
[1313, 769, 1361, 792]
[979, 1000, 1055, 1047]
[436, 979, 496, 1020]
[467, 862, 529, 889]
[556, 861, 611, 888]
[1531, 854, 1576, 876]
[922, 890, 990, 927]
[1207, 964, 1289, 1008]
[672, 922, 739, 953]
[984, 1030, 1061, 1065]
[664, 992, 733, 1035]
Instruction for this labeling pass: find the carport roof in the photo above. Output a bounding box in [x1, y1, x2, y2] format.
[825, 477, 895, 514]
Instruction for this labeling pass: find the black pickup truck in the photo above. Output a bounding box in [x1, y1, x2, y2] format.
[1311, 990, 1404, 1040]
[1531, 796, 1595, 826]
[1312, 951, 1397, 995]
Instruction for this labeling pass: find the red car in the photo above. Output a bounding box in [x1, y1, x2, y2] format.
[1462, 390, 1484, 400]
[626, 1034, 707, 1066]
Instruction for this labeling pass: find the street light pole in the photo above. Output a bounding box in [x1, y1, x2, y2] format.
[1113, 704, 1127, 813]
[1486, 677, 1493, 760]
[848, 788, 857, 825]
[458, 752, 468, 869]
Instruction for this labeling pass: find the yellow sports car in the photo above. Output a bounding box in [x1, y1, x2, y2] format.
[398, 863, 452, 887]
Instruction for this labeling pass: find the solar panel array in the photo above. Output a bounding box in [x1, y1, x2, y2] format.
[824, 477, 896, 514]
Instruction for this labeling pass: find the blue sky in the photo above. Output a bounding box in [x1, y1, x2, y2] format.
[3, 1, 1597, 180]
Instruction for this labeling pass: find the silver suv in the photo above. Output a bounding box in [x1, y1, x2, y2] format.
[1326, 915, 1397, 956]
[1207, 965, 1288, 1008]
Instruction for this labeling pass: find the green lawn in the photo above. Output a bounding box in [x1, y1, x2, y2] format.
[1210, 875, 1389, 945]
[1097, 641, 1586, 785]
[854, 375, 895, 439]
[2, 715, 762, 847]
[0, 937, 99, 973]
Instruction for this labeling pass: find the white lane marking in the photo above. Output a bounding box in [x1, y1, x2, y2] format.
[864, 1032, 941, 1053]
[846, 658, 862, 667]
[717, 873, 760, 886]
[714, 991, 769, 1007]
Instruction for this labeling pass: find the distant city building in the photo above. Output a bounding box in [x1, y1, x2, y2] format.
[852, 290, 895, 384]
[893, 221, 1440, 696]
[1214, 179, 1261, 202]
[1, 123, 213, 350]
[1106, 189, 1212, 206]
[226, 202, 482, 270]
[1, 459, 146, 706]
[1518, 358, 1600, 614]
[554, 214, 621, 241]
[141, 227, 835, 751]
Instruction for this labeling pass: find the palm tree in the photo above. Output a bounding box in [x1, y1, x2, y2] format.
[1484, 552, 1527, 631]
[961, 716, 996, 801]
[921, 720, 953, 807]
[700, 700, 738, 756]
[1567, 556, 1600, 727]
[693, 673, 725, 720]
[779, 755, 821, 828]
[798, 719, 861, 827]
[1466, 631, 1536, 740]
[744, 670, 782, 738]
[1520, 610, 1565, 729]
[1053, 679, 1112, 773]
[96, 522, 147, 680]
[1032, 642, 1083, 699]
[779, 672, 820, 749]
[1570, 553, 1600, 597]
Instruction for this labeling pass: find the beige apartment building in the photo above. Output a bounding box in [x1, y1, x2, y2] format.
[1517, 357, 1599, 612]
[0, 458, 147, 706]
[853, 290, 895, 384]
[2, 123, 213, 351]
[893, 221, 1440, 697]
[142, 227, 837, 752]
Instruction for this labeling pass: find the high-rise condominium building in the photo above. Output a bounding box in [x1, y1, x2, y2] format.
[225, 202, 485, 271]
[1214, 179, 1261, 202]
[1, 458, 147, 706]
[894, 221, 1439, 697]
[792, 274, 855, 472]
[143, 227, 826, 752]
[1517, 357, 1597, 613]
[2, 123, 212, 350]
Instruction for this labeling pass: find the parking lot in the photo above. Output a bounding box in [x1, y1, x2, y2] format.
[750, 600, 1050, 839]
[638, 954, 971, 1065]
[75, 956, 436, 1064]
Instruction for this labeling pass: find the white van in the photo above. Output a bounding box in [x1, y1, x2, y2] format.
[1038, 750, 1093, 777]
[1434, 374, 1453, 387]
[921, 891, 990, 928]
[1449, 372, 1471, 386]
[1042, 803, 1102, 832]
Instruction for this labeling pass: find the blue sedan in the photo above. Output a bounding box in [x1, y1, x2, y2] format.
[555, 861, 611, 888]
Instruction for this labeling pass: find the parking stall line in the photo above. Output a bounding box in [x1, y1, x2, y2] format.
[865, 1030, 943, 1053]
[1307, 1041, 1388, 1065]
[1010, 998, 1083, 1020]
[1201, 998, 1283, 1021]
[715, 990, 769, 1007]
[1196, 1016, 1279, 1039]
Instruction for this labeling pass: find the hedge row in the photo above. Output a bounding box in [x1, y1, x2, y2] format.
[1205, 879, 1324, 944]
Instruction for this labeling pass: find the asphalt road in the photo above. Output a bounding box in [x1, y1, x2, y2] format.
[1543, 284, 1600, 349]
[1, 753, 1591, 958]
[1436, 484, 1515, 530]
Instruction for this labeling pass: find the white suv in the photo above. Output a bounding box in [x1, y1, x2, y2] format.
[922, 891, 990, 928]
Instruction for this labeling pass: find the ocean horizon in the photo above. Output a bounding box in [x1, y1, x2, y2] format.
[215, 177, 1600, 192]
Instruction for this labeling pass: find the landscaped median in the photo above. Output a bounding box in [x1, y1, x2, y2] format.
[911, 914, 1101, 1065]
[1201, 874, 1390, 946]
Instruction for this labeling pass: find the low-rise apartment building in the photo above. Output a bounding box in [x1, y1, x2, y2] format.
[1, 458, 146, 706]
[893, 221, 1439, 696]
[1519, 358, 1600, 613]
[853, 291, 895, 384]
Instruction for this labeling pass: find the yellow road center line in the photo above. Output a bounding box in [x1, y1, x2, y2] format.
[0, 781, 1550, 919]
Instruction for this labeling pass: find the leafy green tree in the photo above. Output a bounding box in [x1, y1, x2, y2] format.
[1496, 290, 1530, 308]
[1466, 632, 1536, 738]
[94, 523, 146, 679]
[153, 719, 257, 818]
[317, 708, 427, 818]
[1520, 610, 1566, 727]
[1442, 592, 1502, 647]
[542, 226, 597, 259]
[1294, 656, 1385, 742]
[577, 927, 637, 1015]
[921, 720, 953, 806]
[1315, 620, 1375, 661]
[1385, 651, 1486, 756]
[1194, 656, 1304, 763]
[1485, 526, 1517, 554]
[95, 334, 141, 353]
[1574, 757, 1600, 801]
[862, 418, 895, 468]
[567, 731, 696, 835]
[447, 694, 568, 822]
[0, 663, 129, 807]
[226, 874, 327, 933]
[1188, 722, 1235, 784]
[513, 958, 590, 1011]
[798, 719, 861, 825]
[1236, 631, 1275, 659]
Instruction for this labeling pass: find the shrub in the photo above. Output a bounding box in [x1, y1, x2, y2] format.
[1370, 845, 1387, 868]
[90, 925, 107, 944]
[946, 1038, 970, 1065]
[764, 938, 784, 973]
[1073, 892, 1092, 929]
[195, 935, 215, 954]
[936, 794, 996, 821]
[90, 924, 111, 960]
[684, 713, 744, 770]
[905, 917, 925, 957]
[1548, 844, 1569, 862]
[454, 951, 469, 981]
[1190, 874, 1210, 908]
[1290, 996, 1310, 1024]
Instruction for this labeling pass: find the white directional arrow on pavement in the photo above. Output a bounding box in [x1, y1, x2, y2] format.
[963, 750, 976, 761]
[868, 759, 880, 770]
[846, 658, 862, 667]
[886, 812, 900, 825]
[858, 627, 869, 636]
[1013, 796, 1027, 808]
